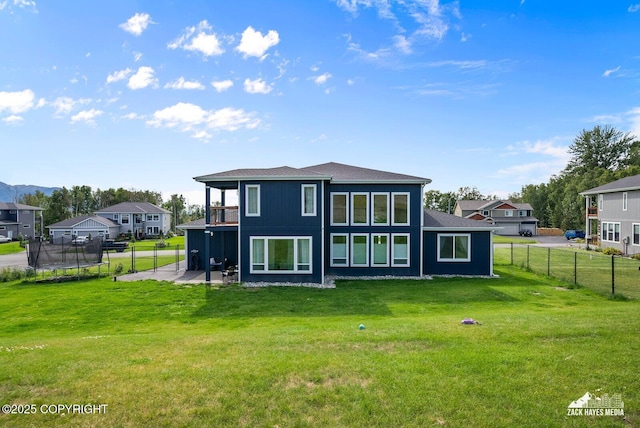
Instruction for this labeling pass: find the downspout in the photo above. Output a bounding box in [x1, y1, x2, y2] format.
[237, 181, 241, 282]
[320, 180, 325, 285]
[205, 186, 211, 283]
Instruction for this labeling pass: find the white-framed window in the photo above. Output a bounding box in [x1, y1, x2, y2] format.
[113, 214, 119, 221]
[250, 237, 312, 273]
[371, 193, 389, 225]
[371, 234, 389, 266]
[301, 184, 317, 216]
[351, 234, 369, 266]
[146, 214, 159, 221]
[437, 233, 471, 262]
[482, 210, 489, 216]
[623, 192, 627, 211]
[331, 193, 349, 226]
[391, 192, 409, 225]
[519, 210, 527, 217]
[391, 234, 410, 266]
[351, 193, 369, 225]
[147, 226, 160, 235]
[632, 224, 640, 246]
[601, 222, 620, 242]
[504, 210, 513, 217]
[121, 214, 130, 224]
[246, 185, 260, 217]
[330, 234, 349, 266]
[598, 195, 603, 211]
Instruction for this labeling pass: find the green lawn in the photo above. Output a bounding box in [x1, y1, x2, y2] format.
[0, 241, 25, 256]
[0, 266, 637, 427]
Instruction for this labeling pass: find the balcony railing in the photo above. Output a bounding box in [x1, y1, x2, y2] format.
[209, 206, 239, 226]
[587, 206, 598, 217]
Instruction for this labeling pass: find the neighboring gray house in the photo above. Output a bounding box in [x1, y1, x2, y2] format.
[94, 202, 171, 239]
[47, 215, 121, 241]
[580, 173, 640, 256]
[454, 200, 538, 236]
[0, 202, 43, 240]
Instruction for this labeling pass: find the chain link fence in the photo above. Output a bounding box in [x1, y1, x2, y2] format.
[497, 244, 640, 299]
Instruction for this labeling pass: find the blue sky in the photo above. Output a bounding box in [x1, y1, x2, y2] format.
[1, 1, 639, 206]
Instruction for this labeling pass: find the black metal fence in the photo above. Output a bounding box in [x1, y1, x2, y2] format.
[102, 244, 182, 274]
[499, 244, 640, 299]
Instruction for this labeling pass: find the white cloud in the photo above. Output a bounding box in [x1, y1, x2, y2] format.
[127, 66, 158, 90]
[211, 79, 234, 92]
[168, 20, 224, 57]
[164, 77, 205, 90]
[121, 112, 141, 120]
[120, 13, 154, 36]
[0, 0, 37, 12]
[507, 138, 570, 160]
[313, 73, 332, 85]
[236, 26, 279, 60]
[133, 52, 143, 62]
[106, 68, 133, 84]
[602, 66, 620, 77]
[50, 96, 91, 116]
[628, 4, 640, 12]
[71, 108, 103, 124]
[243, 78, 272, 94]
[2, 115, 24, 124]
[460, 32, 471, 42]
[627, 107, 640, 138]
[393, 35, 412, 54]
[147, 102, 260, 140]
[0, 89, 35, 114]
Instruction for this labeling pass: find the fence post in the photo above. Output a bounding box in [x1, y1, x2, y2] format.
[611, 255, 615, 296]
[527, 245, 530, 270]
[574, 252, 577, 284]
[510, 243, 513, 265]
[175, 244, 180, 273]
[131, 246, 135, 273]
[547, 247, 551, 276]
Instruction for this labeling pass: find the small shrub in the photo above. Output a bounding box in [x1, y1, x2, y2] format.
[602, 247, 622, 256]
[0, 267, 25, 282]
[631, 253, 640, 261]
[156, 240, 167, 248]
[114, 263, 124, 274]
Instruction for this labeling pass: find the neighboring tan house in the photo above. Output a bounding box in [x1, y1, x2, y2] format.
[454, 200, 538, 236]
[95, 202, 171, 239]
[180, 162, 499, 284]
[0, 202, 43, 240]
[580, 173, 640, 256]
[47, 215, 121, 241]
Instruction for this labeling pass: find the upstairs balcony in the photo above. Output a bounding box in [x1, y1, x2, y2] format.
[209, 206, 239, 226]
[587, 206, 598, 218]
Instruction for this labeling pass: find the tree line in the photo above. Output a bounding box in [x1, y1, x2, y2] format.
[18, 186, 205, 235]
[424, 125, 640, 230]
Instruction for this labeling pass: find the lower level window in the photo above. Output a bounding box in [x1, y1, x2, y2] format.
[250, 237, 312, 273]
[601, 222, 620, 242]
[633, 224, 639, 246]
[437, 233, 471, 262]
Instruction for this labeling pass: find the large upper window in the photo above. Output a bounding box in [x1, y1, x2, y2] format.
[392, 193, 409, 225]
[250, 237, 311, 273]
[633, 224, 640, 246]
[504, 210, 513, 217]
[372, 193, 389, 225]
[601, 222, 620, 242]
[246, 185, 260, 217]
[121, 214, 130, 224]
[302, 185, 317, 216]
[351, 193, 369, 225]
[437, 233, 471, 262]
[331, 193, 348, 225]
[392, 234, 410, 266]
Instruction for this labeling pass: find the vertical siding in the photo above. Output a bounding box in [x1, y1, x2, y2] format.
[422, 230, 492, 275]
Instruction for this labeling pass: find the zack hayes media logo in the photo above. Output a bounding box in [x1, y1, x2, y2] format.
[567, 391, 624, 417]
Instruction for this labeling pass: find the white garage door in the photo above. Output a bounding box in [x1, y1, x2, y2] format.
[496, 223, 520, 235]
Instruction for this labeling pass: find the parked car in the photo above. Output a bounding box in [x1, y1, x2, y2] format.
[71, 236, 89, 245]
[519, 229, 533, 237]
[0, 235, 12, 243]
[565, 230, 585, 240]
[102, 239, 129, 252]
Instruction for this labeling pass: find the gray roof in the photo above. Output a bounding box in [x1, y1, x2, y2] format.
[457, 199, 533, 211]
[95, 202, 171, 215]
[0, 202, 43, 211]
[580, 173, 640, 195]
[47, 215, 120, 229]
[423, 209, 499, 230]
[195, 162, 430, 185]
[177, 218, 206, 229]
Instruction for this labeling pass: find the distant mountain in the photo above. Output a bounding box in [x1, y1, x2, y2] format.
[0, 182, 60, 202]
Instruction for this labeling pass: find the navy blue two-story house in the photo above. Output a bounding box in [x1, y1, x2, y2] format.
[185, 162, 497, 284]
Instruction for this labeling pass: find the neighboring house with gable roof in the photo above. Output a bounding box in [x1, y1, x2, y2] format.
[454, 199, 538, 236]
[95, 202, 172, 239]
[181, 162, 498, 284]
[0, 202, 43, 240]
[47, 215, 121, 241]
[46, 202, 171, 240]
[580, 173, 640, 256]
